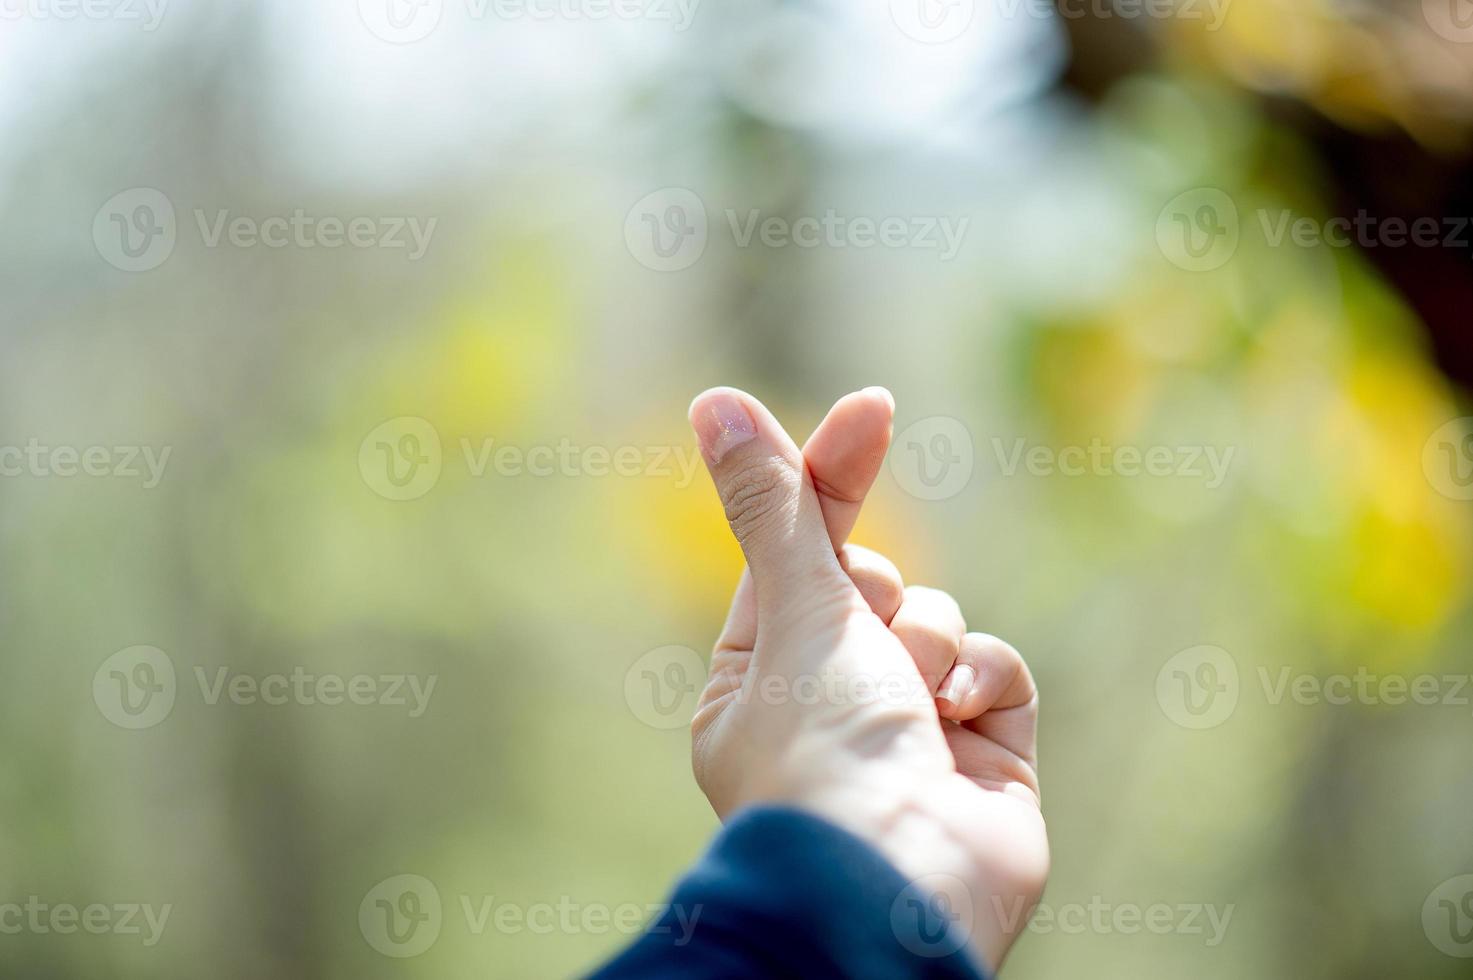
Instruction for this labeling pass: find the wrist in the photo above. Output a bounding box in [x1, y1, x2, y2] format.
[793, 777, 1004, 974]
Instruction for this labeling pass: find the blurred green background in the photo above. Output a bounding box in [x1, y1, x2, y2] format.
[2, 0, 1472, 976]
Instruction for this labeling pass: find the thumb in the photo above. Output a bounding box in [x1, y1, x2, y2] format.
[689, 387, 847, 614]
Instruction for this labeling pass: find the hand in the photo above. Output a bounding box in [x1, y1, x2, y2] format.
[687, 386, 1048, 972]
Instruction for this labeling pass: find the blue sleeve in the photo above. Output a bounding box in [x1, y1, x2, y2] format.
[589, 806, 988, 980]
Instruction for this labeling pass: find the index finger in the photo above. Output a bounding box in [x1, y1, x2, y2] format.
[802, 386, 894, 551]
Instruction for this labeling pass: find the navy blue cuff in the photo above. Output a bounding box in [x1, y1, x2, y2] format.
[590, 806, 988, 980]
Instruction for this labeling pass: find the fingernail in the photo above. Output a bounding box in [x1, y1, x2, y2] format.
[936, 663, 975, 710]
[861, 385, 895, 413]
[691, 391, 757, 465]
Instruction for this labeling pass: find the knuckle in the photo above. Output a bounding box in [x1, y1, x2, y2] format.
[840, 543, 883, 568]
[891, 612, 954, 650]
[869, 574, 905, 609]
[896, 622, 954, 654]
[842, 550, 905, 608]
[719, 462, 797, 544]
[900, 586, 964, 633]
[974, 632, 1028, 674]
[967, 631, 1017, 660]
[906, 584, 960, 614]
[964, 632, 1037, 702]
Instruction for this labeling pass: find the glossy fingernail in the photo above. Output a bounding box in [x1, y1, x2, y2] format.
[936, 663, 975, 711]
[690, 390, 757, 465]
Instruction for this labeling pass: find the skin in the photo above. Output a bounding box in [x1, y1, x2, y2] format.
[687, 385, 1049, 973]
